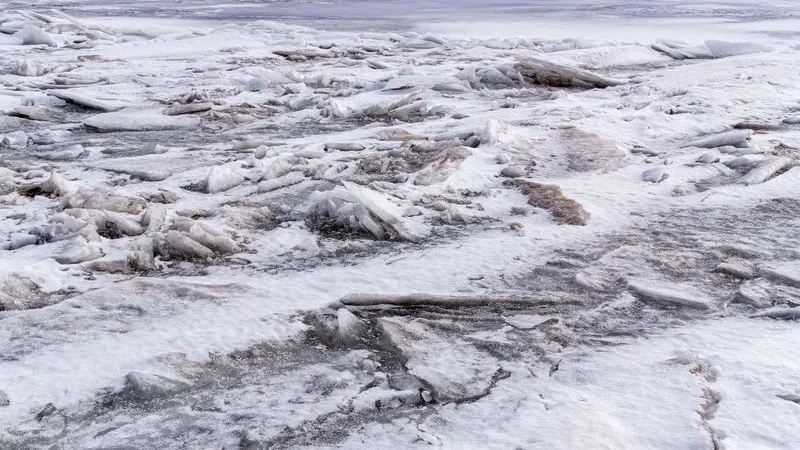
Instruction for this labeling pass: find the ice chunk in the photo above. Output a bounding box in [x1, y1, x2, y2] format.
[642, 167, 668, 183]
[351, 386, 421, 411]
[2, 131, 28, 149]
[652, 41, 714, 60]
[725, 154, 766, 169]
[187, 224, 238, 254]
[376, 129, 428, 142]
[51, 212, 89, 234]
[9, 233, 39, 250]
[126, 241, 157, 272]
[413, 147, 472, 186]
[49, 90, 125, 112]
[21, 25, 57, 47]
[501, 166, 526, 178]
[230, 139, 267, 151]
[205, 165, 245, 194]
[421, 33, 446, 45]
[480, 119, 524, 146]
[36, 144, 86, 162]
[705, 40, 772, 58]
[31, 129, 72, 144]
[628, 280, 711, 310]
[142, 205, 166, 233]
[403, 206, 423, 217]
[322, 98, 351, 119]
[696, 153, 720, 164]
[102, 211, 145, 237]
[122, 372, 190, 402]
[66, 209, 142, 238]
[10, 106, 59, 122]
[714, 261, 757, 279]
[367, 59, 389, 70]
[23, 170, 71, 197]
[336, 308, 367, 346]
[307, 182, 417, 241]
[13, 59, 50, 76]
[735, 279, 773, 308]
[652, 39, 768, 60]
[55, 237, 104, 264]
[324, 142, 365, 152]
[342, 181, 417, 242]
[732, 121, 784, 132]
[84, 109, 200, 132]
[760, 263, 800, 288]
[739, 157, 791, 185]
[257, 171, 305, 193]
[432, 82, 470, 93]
[684, 130, 752, 149]
[172, 218, 222, 236]
[68, 191, 147, 214]
[751, 308, 800, 320]
[475, 66, 519, 88]
[164, 230, 214, 260]
[164, 102, 213, 116]
[517, 56, 625, 88]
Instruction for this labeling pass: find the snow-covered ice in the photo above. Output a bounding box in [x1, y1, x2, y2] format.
[0, 1, 799, 448]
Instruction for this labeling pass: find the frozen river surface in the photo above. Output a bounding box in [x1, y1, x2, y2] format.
[1, 1, 799, 449]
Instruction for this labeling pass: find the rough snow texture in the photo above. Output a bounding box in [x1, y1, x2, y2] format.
[0, 3, 799, 449]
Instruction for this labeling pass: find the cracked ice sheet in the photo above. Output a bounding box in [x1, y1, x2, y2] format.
[334, 318, 800, 449]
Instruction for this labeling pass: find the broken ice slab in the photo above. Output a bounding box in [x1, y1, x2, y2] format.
[760, 263, 800, 288]
[48, 90, 125, 112]
[683, 130, 752, 149]
[516, 56, 626, 89]
[628, 280, 711, 310]
[164, 102, 213, 116]
[751, 307, 800, 320]
[739, 157, 791, 185]
[83, 109, 200, 132]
